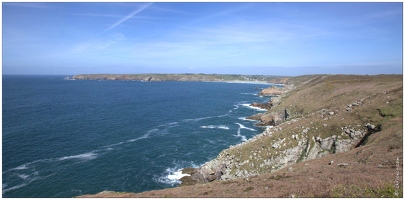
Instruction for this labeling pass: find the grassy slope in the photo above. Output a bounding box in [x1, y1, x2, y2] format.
[78, 74, 403, 198]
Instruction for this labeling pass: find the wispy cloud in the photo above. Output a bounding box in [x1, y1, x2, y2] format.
[103, 3, 153, 32]
[74, 13, 166, 21]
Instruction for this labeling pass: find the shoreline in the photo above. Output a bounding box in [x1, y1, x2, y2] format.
[175, 94, 274, 186]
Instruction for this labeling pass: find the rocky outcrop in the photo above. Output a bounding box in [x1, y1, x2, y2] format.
[245, 112, 285, 126]
[182, 85, 384, 184]
[250, 101, 273, 110]
[184, 121, 380, 184]
[254, 112, 284, 126]
[258, 86, 283, 96]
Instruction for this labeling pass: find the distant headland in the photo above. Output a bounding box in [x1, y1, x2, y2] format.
[69, 73, 290, 85]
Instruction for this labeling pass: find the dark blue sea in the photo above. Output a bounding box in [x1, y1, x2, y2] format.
[2, 75, 274, 198]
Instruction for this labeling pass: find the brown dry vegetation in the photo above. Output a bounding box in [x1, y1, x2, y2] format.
[78, 74, 403, 198]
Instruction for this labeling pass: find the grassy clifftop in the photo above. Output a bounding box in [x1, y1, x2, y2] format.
[78, 74, 403, 198]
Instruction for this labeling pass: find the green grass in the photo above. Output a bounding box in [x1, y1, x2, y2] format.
[331, 184, 403, 198]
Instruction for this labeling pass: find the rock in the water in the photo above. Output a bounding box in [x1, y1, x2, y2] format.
[250, 101, 273, 110]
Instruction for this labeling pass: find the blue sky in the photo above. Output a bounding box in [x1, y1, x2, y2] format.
[2, 2, 403, 75]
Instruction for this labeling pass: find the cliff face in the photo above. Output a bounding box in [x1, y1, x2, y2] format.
[184, 74, 403, 185]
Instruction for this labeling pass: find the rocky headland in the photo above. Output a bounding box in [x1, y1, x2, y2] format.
[70, 73, 290, 84]
[78, 74, 403, 198]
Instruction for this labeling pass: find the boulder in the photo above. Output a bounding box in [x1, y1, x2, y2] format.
[334, 139, 353, 153]
[255, 113, 283, 126]
[320, 137, 335, 150]
[366, 123, 376, 130]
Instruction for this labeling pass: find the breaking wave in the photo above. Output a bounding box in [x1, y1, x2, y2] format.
[58, 152, 98, 161]
[153, 161, 200, 186]
[200, 125, 230, 130]
[241, 103, 267, 111]
[235, 123, 256, 131]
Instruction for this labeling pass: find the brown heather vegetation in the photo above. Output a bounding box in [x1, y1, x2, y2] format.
[78, 74, 403, 198]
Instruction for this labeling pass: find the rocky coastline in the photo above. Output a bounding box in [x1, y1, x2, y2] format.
[175, 75, 399, 187]
[77, 74, 403, 198]
[176, 84, 291, 186]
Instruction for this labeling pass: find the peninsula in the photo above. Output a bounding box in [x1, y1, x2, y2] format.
[70, 73, 290, 84]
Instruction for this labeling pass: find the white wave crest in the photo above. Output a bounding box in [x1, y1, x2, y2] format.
[58, 152, 97, 161]
[154, 161, 200, 186]
[182, 116, 213, 122]
[103, 141, 124, 148]
[182, 114, 227, 123]
[13, 165, 28, 170]
[200, 125, 230, 130]
[238, 117, 256, 122]
[127, 132, 150, 142]
[235, 127, 247, 142]
[167, 170, 190, 180]
[2, 183, 27, 195]
[166, 122, 179, 126]
[235, 123, 256, 131]
[154, 167, 188, 186]
[241, 103, 267, 111]
[17, 174, 29, 180]
[240, 92, 257, 96]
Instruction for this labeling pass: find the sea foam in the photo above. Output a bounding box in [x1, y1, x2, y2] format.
[238, 117, 256, 122]
[17, 174, 29, 180]
[154, 161, 200, 186]
[167, 170, 190, 180]
[200, 125, 230, 130]
[127, 132, 150, 142]
[2, 183, 27, 195]
[155, 167, 188, 186]
[58, 152, 97, 161]
[235, 123, 256, 131]
[241, 103, 267, 111]
[13, 165, 28, 170]
[235, 128, 247, 142]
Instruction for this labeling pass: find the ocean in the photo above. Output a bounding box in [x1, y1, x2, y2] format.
[2, 75, 275, 198]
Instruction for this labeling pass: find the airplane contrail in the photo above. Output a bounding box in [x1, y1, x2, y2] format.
[104, 2, 153, 32]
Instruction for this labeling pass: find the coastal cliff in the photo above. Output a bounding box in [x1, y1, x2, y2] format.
[78, 74, 403, 198]
[184, 75, 402, 184]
